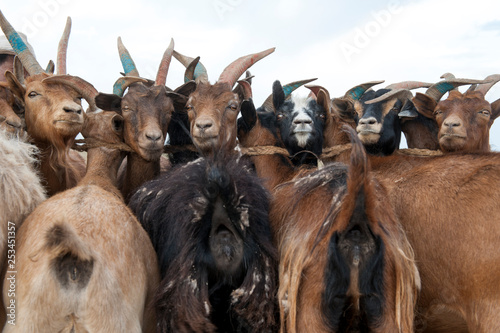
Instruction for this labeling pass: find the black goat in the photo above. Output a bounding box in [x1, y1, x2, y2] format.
[129, 155, 278, 333]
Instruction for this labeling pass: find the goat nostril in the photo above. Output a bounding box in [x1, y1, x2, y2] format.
[196, 122, 212, 130]
[146, 133, 162, 142]
[63, 107, 82, 114]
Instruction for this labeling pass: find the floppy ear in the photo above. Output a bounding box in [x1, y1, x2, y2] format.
[272, 80, 285, 111]
[331, 97, 355, 122]
[412, 92, 437, 120]
[110, 113, 125, 134]
[5, 71, 26, 101]
[491, 98, 500, 121]
[174, 80, 196, 97]
[95, 93, 122, 113]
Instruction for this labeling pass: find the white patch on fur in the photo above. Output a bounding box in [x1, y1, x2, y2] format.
[239, 205, 250, 228]
[190, 195, 209, 223]
[291, 95, 315, 148]
[188, 277, 198, 293]
[156, 189, 164, 198]
[231, 288, 245, 304]
[204, 301, 210, 315]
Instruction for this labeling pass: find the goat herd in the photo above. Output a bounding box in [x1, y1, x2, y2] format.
[0, 11, 499, 333]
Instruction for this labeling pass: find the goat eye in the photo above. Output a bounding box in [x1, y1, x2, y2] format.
[28, 91, 38, 98]
[186, 105, 193, 112]
[479, 109, 490, 116]
[434, 110, 442, 116]
[276, 113, 284, 120]
[229, 104, 238, 111]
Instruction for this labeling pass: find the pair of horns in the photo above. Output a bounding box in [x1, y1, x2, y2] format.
[115, 37, 174, 96]
[174, 47, 275, 89]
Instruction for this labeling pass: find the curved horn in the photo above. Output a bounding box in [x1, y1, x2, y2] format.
[385, 81, 432, 90]
[440, 72, 455, 80]
[218, 47, 275, 88]
[43, 75, 99, 112]
[12, 56, 25, 84]
[173, 50, 209, 83]
[113, 76, 148, 97]
[425, 79, 489, 102]
[117, 36, 140, 77]
[184, 56, 200, 83]
[155, 38, 174, 86]
[236, 80, 252, 99]
[261, 78, 317, 112]
[474, 74, 500, 96]
[0, 10, 44, 75]
[56, 17, 71, 75]
[343, 80, 385, 101]
[365, 88, 414, 104]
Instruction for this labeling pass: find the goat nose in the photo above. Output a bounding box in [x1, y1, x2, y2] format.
[293, 117, 312, 125]
[63, 106, 82, 115]
[6, 119, 22, 128]
[196, 120, 213, 130]
[444, 119, 461, 128]
[145, 131, 162, 142]
[359, 117, 377, 125]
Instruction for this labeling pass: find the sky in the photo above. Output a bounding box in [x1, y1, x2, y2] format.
[2, 0, 500, 150]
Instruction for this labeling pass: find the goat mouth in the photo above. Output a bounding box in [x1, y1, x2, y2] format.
[53, 119, 83, 125]
[357, 129, 380, 135]
[440, 133, 466, 139]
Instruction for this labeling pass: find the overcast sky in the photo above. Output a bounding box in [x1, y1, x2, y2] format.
[2, 0, 500, 149]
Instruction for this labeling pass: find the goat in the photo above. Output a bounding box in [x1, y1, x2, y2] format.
[174, 48, 274, 156]
[367, 151, 500, 332]
[412, 75, 500, 153]
[270, 127, 419, 332]
[0, 12, 95, 196]
[95, 37, 195, 201]
[3, 103, 159, 332]
[129, 152, 278, 333]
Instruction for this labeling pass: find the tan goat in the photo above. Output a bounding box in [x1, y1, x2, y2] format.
[3, 100, 159, 332]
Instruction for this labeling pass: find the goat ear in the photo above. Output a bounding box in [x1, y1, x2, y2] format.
[398, 100, 419, 123]
[412, 92, 437, 119]
[5, 71, 26, 100]
[331, 97, 355, 122]
[95, 93, 122, 113]
[111, 113, 124, 134]
[272, 80, 285, 111]
[316, 89, 331, 114]
[174, 81, 196, 97]
[166, 91, 189, 111]
[491, 98, 500, 121]
[240, 98, 257, 129]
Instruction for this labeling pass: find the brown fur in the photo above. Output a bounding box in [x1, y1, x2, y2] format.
[413, 90, 498, 153]
[187, 82, 240, 155]
[273, 133, 419, 333]
[0, 84, 25, 136]
[369, 152, 500, 332]
[2, 111, 159, 332]
[5, 73, 86, 196]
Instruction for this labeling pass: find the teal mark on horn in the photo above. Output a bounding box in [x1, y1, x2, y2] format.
[348, 87, 366, 100]
[283, 83, 302, 97]
[113, 79, 125, 96]
[7, 32, 28, 54]
[120, 53, 136, 75]
[435, 82, 454, 94]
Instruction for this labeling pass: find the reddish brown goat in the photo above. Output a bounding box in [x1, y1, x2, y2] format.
[412, 75, 500, 153]
[95, 38, 195, 201]
[367, 152, 500, 332]
[175, 48, 275, 155]
[0, 12, 95, 196]
[3, 107, 159, 332]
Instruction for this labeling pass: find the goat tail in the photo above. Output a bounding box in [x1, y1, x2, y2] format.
[44, 223, 94, 289]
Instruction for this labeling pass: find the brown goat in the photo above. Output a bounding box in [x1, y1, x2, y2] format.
[3, 107, 159, 332]
[95, 37, 195, 201]
[0, 12, 96, 196]
[412, 75, 500, 153]
[175, 48, 275, 155]
[271, 128, 419, 333]
[367, 152, 500, 332]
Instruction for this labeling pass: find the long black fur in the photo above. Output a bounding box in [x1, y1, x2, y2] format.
[129, 154, 278, 333]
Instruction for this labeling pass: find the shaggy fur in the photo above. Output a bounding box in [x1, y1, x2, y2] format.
[2, 111, 159, 332]
[129, 155, 278, 333]
[272, 128, 419, 333]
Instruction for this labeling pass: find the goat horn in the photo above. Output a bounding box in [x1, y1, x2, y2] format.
[343, 80, 385, 101]
[184, 56, 200, 83]
[43, 75, 99, 112]
[440, 72, 455, 80]
[365, 88, 414, 105]
[425, 79, 489, 102]
[117, 37, 140, 77]
[474, 74, 500, 96]
[261, 78, 316, 112]
[12, 56, 25, 84]
[113, 76, 148, 97]
[173, 50, 209, 83]
[0, 10, 44, 75]
[45, 60, 55, 74]
[56, 17, 71, 75]
[155, 38, 174, 86]
[236, 80, 252, 99]
[218, 47, 275, 88]
[385, 81, 432, 90]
